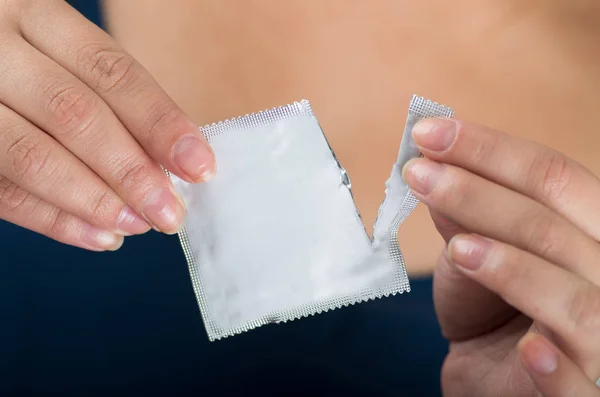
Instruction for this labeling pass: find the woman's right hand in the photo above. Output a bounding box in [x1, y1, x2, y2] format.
[0, 0, 215, 251]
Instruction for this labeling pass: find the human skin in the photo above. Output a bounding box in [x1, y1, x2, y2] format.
[0, 1, 596, 394]
[405, 118, 600, 396]
[0, 0, 216, 250]
[102, 0, 600, 275]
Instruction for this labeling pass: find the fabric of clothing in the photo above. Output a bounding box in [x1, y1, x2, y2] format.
[0, 219, 446, 396]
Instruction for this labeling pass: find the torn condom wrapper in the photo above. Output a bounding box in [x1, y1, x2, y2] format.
[170, 95, 454, 340]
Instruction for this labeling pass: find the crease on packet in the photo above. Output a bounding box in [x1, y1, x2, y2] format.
[170, 95, 453, 340]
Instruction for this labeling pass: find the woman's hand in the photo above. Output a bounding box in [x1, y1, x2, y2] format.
[403, 119, 600, 396]
[0, 0, 215, 250]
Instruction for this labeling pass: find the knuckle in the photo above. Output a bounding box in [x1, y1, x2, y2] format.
[0, 175, 11, 191]
[5, 133, 54, 183]
[567, 284, 600, 337]
[78, 45, 137, 93]
[87, 189, 117, 225]
[46, 209, 72, 240]
[113, 160, 152, 192]
[528, 151, 573, 205]
[0, 175, 29, 212]
[467, 124, 500, 165]
[43, 82, 100, 138]
[436, 169, 474, 210]
[523, 211, 564, 259]
[490, 249, 527, 294]
[142, 99, 183, 142]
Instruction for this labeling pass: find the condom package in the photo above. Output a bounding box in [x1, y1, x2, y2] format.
[170, 95, 453, 340]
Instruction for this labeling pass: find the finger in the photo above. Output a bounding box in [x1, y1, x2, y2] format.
[429, 209, 517, 340]
[0, 38, 182, 233]
[449, 233, 600, 369]
[0, 103, 148, 234]
[430, 209, 466, 243]
[0, 176, 122, 251]
[518, 333, 600, 397]
[18, 0, 216, 183]
[429, 208, 516, 341]
[402, 158, 600, 286]
[411, 119, 600, 241]
[433, 250, 517, 341]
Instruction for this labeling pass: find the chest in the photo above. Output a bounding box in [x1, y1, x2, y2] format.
[127, 0, 600, 272]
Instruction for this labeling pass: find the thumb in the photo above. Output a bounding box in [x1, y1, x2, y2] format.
[434, 249, 516, 341]
[431, 206, 518, 341]
[430, 209, 465, 243]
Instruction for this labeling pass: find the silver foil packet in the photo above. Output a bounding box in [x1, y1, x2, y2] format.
[171, 95, 453, 340]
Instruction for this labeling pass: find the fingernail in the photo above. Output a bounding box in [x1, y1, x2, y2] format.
[172, 135, 216, 182]
[519, 333, 558, 375]
[412, 119, 456, 152]
[116, 206, 151, 235]
[402, 159, 444, 196]
[141, 188, 185, 234]
[448, 235, 491, 271]
[82, 224, 124, 251]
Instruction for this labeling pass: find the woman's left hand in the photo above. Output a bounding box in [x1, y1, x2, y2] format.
[402, 118, 600, 396]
